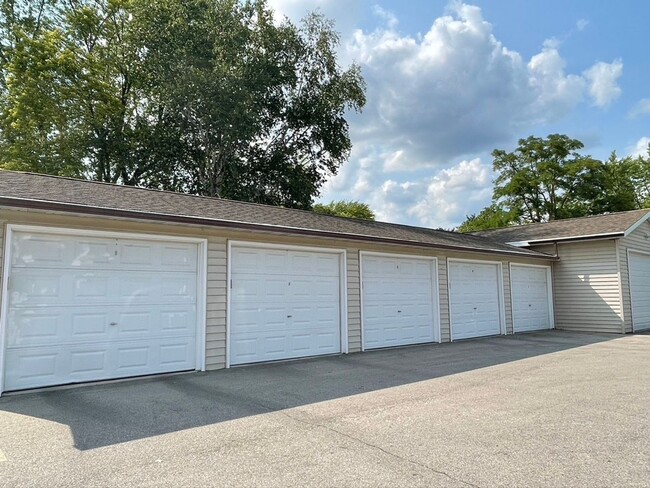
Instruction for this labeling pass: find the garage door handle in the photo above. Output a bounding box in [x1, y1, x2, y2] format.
[287, 315, 292, 318]
[397, 310, 402, 313]
[110, 322, 118, 326]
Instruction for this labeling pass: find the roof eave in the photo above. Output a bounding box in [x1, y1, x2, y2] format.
[622, 210, 650, 237]
[521, 233, 625, 245]
[0, 197, 555, 260]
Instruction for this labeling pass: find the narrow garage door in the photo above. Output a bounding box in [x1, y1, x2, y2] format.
[362, 254, 436, 349]
[629, 251, 650, 331]
[510, 265, 552, 332]
[4, 231, 199, 391]
[230, 246, 341, 365]
[449, 261, 502, 340]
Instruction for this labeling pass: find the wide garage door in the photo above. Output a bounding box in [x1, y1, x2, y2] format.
[4, 230, 200, 392]
[629, 251, 650, 331]
[361, 254, 437, 349]
[230, 245, 341, 365]
[449, 261, 502, 340]
[511, 265, 552, 332]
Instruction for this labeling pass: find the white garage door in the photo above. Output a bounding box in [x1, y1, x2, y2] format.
[449, 261, 502, 340]
[230, 246, 341, 365]
[362, 254, 436, 349]
[629, 251, 650, 331]
[511, 265, 552, 332]
[3, 231, 200, 392]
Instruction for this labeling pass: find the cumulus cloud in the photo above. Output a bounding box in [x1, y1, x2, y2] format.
[346, 2, 622, 171]
[584, 60, 623, 107]
[629, 99, 650, 118]
[287, 2, 625, 227]
[629, 137, 650, 157]
[363, 159, 494, 229]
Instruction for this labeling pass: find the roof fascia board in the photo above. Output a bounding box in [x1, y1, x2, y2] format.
[0, 197, 555, 261]
[526, 234, 624, 246]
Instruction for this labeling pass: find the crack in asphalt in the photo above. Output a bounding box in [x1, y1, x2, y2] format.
[278, 410, 482, 488]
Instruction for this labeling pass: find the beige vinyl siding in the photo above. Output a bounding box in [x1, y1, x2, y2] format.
[438, 258, 450, 342]
[618, 220, 650, 333]
[502, 261, 513, 334]
[0, 209, 554, 372]
[537, 240, 623, 333]
[206, 237, 227, 369]
[346, 249, 362, 352]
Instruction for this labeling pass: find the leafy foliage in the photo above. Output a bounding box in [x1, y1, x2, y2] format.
[457, 205, 520, 233]
[312, 200, 375, 220]
[460, 135, 650, 232]
[0, 0, 366, 209]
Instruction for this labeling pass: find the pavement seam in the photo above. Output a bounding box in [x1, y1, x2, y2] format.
[277, 410, 482, 488]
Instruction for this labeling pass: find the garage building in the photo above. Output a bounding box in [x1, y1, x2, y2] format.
[0, 170, 554, 394]
[476, 209, 650, 334]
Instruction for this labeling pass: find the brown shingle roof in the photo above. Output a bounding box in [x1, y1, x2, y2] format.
[0, 170, 551, 259]
[473, 209, 650, 244]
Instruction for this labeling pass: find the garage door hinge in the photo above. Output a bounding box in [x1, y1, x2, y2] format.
[230, 279, 232, 289]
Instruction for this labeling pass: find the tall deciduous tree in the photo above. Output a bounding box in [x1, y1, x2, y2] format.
[459, 134, 649, 232]
[0, 0, 366, 209]
[491, 134, 603, 222]
[313, 200, 375, 220]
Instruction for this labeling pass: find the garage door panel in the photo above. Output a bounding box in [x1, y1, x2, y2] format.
[230, 246, 341, 365]
[511, 265, 551, 332]
[449, 262, 501, 340]
[629, 252, 650, 331]
[8, 305, 196, 348]
[10, 269, 197, 307]
[4, 231, 200, 392]
[230, 275, 287, 304]
[362, 255, 436, 349]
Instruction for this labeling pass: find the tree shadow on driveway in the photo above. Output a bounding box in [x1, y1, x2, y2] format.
[0, 331, 621, 451]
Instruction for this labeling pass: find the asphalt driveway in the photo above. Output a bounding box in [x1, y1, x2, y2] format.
[0, 330, 648, 487]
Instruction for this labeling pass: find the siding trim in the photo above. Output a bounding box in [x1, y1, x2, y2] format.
[359, 251, 441, 351]
[0, 224, 10, 395]
[508, 263, 555, 332]
[447, 257, 507, 340]
[626, 248, 650, 332]
[0, 223, 209, 396]
[226, 240, 349, 368]
[615, 240, 626, 334]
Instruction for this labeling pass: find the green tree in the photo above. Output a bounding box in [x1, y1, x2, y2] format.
[587, 152, 639, 214]
[491, 134, 603, 222]
[312, 200, 375, 220]
[0, 0, 366, 209]
[457, 204, 520, 233]
[459, 134, 646, 232]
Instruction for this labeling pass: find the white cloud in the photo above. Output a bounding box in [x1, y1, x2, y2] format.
[629, 137, 650, 157]
[345, 2, 622, 172]
[629, 98, 650, 118]
[584, 60, 623, 107]
[313, 3, 626, 227]
[363, 159, 493, 229]
[576, 19, 589, 31]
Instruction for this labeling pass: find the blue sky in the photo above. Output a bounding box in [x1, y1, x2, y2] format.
[269, 1, 650, 228]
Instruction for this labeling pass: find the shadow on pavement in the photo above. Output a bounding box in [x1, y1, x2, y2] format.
[0, 330, 621, 450]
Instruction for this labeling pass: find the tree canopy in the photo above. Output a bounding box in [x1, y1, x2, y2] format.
[313, 200, 375, 220]
[0, 0, 366, 209]
[460, 135, 650, 232]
